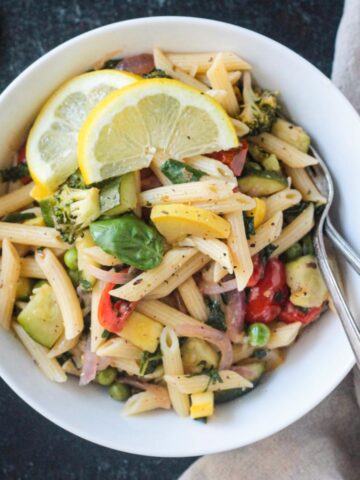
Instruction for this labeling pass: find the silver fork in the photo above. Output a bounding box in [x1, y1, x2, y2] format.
[309, 145, 360, 366]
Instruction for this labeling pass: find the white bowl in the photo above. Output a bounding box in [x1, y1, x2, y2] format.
[0, 17, 357, 458]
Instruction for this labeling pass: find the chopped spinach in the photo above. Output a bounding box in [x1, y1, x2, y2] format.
[101, 329, 111, 340]
[0, 163, 29, 182]
[205, 297, 226, 332]
[3, 212, 36, 223]
[139, 348, 162, 376]
[283, 201, 308, 223]
[259, 243, 277, 263]
[143, 68, 170, 79]
[188, 366, 224, 392]
[243, 213, 256, 239]
[160, 159, 206, 184]
[102, 58, 122, 69]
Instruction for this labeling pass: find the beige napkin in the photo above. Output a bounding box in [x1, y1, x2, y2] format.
[181, 1, 360, 478]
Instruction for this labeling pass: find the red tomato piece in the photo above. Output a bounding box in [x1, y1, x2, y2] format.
[208, 140, 248, 176]
[247, 254, 265, 287]
[98, 282, 137, 334]
[279, 301, 322, 325]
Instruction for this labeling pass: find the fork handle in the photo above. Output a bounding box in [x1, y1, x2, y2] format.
[325, 217, 360, 275]
[314, 231, 360, 367]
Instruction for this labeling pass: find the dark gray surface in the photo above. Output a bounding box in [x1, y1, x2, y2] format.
[0, 1, 343, 479]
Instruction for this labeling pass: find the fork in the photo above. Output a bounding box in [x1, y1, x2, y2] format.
[309, 145, 360, 366]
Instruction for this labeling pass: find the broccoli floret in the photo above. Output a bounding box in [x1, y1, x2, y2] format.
[239, 72, 279, 136]
[66, 170, 87, 189]
[0, 163, 29, 182]
[51, 185, 100, 243]
[143, 68, 170, 79]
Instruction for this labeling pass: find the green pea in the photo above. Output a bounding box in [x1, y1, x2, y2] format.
[68, 269, 80, 287]
[302, 234, 314, 256]
[32, 280, 48, 291]
[248, 323, 271, 347]
[108, 382, 131, 402]
[64, 247, 78, 271]
[16, 278, 33, 300]
[96, 367, 117, 386]
[284, 242, 302, 262]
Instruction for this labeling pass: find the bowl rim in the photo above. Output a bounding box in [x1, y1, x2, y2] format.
[0, 15, 356, 457]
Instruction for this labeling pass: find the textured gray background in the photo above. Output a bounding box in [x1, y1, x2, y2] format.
[0, 1, 343, 479]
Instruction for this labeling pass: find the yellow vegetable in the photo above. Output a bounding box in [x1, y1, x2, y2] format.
[75, 230, 98, 288]
[151, 204, 231, 243]
[24, 217, 46, 226]
[120, 311, 163, 353]
[181, 338, 219, 374]
[190, 391, 214, 419]
[248, 197, 266, 227]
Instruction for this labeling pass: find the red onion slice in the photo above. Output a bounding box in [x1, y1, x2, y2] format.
[225, 290, 246, 343]
[84, 264, 135, 284]
[115, 54, 155, 75]
[199, 278, 237, 295]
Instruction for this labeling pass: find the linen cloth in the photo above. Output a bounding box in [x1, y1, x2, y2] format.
[181, 1, 360, 478]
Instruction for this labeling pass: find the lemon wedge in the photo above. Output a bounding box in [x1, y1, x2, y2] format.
[78, 78, 239, 184]
[26, 70, 139, 198]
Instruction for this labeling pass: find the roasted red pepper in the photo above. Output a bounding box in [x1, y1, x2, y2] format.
[245, 258, 288, 324]
[247, 254, 265, 288]
[209, 140, 248, 176]
[98, 282, 137, 334]
[279, 301, 322, 325]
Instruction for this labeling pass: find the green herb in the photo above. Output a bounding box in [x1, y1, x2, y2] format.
[252, 349, 268, 359]
[102, 58, 121, 69]
[66, 170, 87, 189]
[205, 298, 226, 332]
[194, 417, 208, 424]
[243, 213, 256, 239]
[143, 68, 170, 79]
[302, 234, 315, 256]
[0, 163, 29, 182]
[188, 367, 223, 391]
[139, 348, 162, 376]
[160, 159, 205, 184]
[2, 212, 36, 223]
[101, 329, 111, 339]
[283, 201, 308, 223]
[259, 243, 277, 263]
[282, 242, 303, 262]
[79, 279, 92, 291]
[89, 214, 165, 270]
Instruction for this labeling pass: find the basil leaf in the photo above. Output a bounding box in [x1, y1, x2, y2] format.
[160, 159, 205, 184]
[243, 213, 256, 239]
[205, 297, 226, 332]
[139, 348, 162, 376]
[89, 214, 165, 270]
[3, 212, 36, 223]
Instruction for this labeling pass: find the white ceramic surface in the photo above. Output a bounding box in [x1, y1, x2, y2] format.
[0, 17, 357, 458]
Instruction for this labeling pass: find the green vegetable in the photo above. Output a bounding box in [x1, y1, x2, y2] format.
[160, 159, 205, 184]
[68, 269, 81, 287]
[205, 297, 226, 332]
[238, 170, 287, 196]
[283, 242, 303, 262]
[96, 367, 117, 386]
[32, 280, 48, 291]
[0, 163, 29, 182]
[40, 185, 101, 243]
[283, 201, 308, 223]
[271, 118, 310, 153]
[75, 231, 96, 289]
[248, 144, 268, 163]
[101, 329, 111, 339]
[248, 323, 271, 347]
[262, 154, 281, 172]
[17, 283, 63, 348]
[102, 58, 122, 69]
[258, 243, 277, 264]
[214, 361, 265, 404]
[143, 68, 170, 79]
[90, 214, 165, 270]
[99, 172, 137, 216]
[63, 247, 78, 271]
[188, 367, 223, 392]
[139, 348, 162, 376]
[16, 278, 33, 301]
[66, 170, 87, 189]
[243, 213, 256, 239]
[239, 72, 279, 136]
[181, 338, 219, 374]
[2, 212, 36, 223]
[243, 160, 263, 174]
[108, 382, 131, 401]
[302, 234, 315, 256]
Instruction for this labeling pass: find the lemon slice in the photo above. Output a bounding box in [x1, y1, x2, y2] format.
[78, 78, 239, 184]
[26, 70, 139, 198]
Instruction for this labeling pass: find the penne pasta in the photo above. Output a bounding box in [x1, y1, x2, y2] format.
[47, 333, 80, 358]
[166, 51, 251, 74]
[178, 276, 208, 322]
[0, 222, 67, 248]
[139, 180, 235, 207]
[184, 155, 235, 180]
[182, 236, 233, 272]
[19, 257, 46, 279]
[0, 182, 34, 217]
[62, 358, 81, 376]
[150, 155, 172, 186]
[267, 322, 302, 349]
[96, 337, 142, 360]
[0, 239, 21, 330]
[250, 133, 318, 168]
[248, 211, 283, 255]
[123, 387, 171, 416]
[160, 327, 190, 416]
[35, 248, 83, 340]
[271, 203, 315, 257]
[197, 70, 242, 87]
[207, 53, 240, 116]
[264, 189, 302, 221]
[83, 246, 120, 267]
[231, 117, 250, 137]
[226, 211, 253, 290]
[111, 248, 197, 301]
[232, 342, 255, 363]
[13, 322, 67, 382]
[164, 370, 252, 394]
[205, 88, 228, 104]
[110, 358, 164, 380]
[146, 252, 210, 299]
[192, 192, 256, 214]
[284, 165, 327, 204]
[90, 280, 106, 352]
[201, 260, 228, 284]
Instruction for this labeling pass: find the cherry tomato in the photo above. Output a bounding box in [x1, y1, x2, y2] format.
[98, 282, 137, 334]
[279, 301, 322, 325]
[245, 258, 288, 324]
[247, 254, 265, 287]
[208, 140, 248, 176]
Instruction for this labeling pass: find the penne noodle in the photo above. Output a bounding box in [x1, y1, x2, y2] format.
[146, 252, 210, 299]
[205, 88, 228, 104]
[35, 248, 83, 340]
[123, 388, 171, 416]
[231, 117, 250, 137]
[47, 333, 80, 358]
[62, 358, 81, 376]
[248, 211, 283, 255]
[0, 239, 21, 330]
[0, 182, 34, 217]
[90, 280, 106, 352]
[191, 192, 256, 214]
[166, 51, 251, 74]
[83, 246, 120, 267]
[284, 165, 327, 204]
[226, 211, 253, 291]
[178, 276, 208, 322]
[139, 180, 235, 207]
[96, 337, 142, 360]
[183, 236, 233, 272]
[232, 342, 255, 363]
[264, 189, 302, 221]
[111, 248, 197, 301]
[13, 322, 67, 382]
[250, 133, 318, 168]
[160, 327, 190, 416]
[267, 322, 302, 349]
[207, 53, 240, 116]
[20, 257, 46, 278]
[184, 155, 235, 180]
[197, 70, 242, 87]
[150, 156, 172, 186]
[110, 358, 164, 380]
[0, 222, 67, 249]
[271, 203, 315, 257]
[164, 370, 252, 394]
